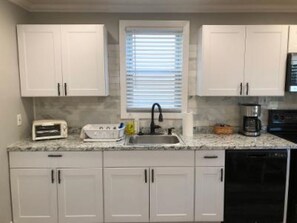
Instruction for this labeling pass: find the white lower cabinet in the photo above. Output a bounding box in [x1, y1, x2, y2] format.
[9, 152, 103, 223]
[58, 169, 103, 223]
[10, 169, 58, 223]
[104, 168, 149, 222]
[150, 167, 194, 222]
[195, 167, 224, 222]
[11, 168, 103, 223]
[10, 151, 226, 223]
[195, 150, 225, 222]
[103, 151, 195, 223]
[104, 167, 194, 223]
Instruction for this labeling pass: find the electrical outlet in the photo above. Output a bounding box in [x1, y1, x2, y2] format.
[17, 114, 22, 126]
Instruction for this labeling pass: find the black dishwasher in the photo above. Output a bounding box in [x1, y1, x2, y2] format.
[225, 150, 288, 223]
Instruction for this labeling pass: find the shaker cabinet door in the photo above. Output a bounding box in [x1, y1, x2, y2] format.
[104, 168, 149, 222]
[198, 25, 246, 96]
[61, 25, 108, 96]
[150, 167, 194, 222]
[17, 25, 63, 97]
[57, 168, 103, 223]
[10, 169, 58, 223]
[195, 167, 224, 222]
[244, 25, 288, 96]
[288, 25, 297, 53]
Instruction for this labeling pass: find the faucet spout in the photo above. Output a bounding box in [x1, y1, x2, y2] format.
[150, 103, 163, 134]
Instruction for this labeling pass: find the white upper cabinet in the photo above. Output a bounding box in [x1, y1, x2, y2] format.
[245, 25, 288, 96]
[197, 25, 246, 96]
[17, 25, 63, 97]
[17, 24, 109, 97]
[61, 25, 108, 96]
[288, 25, 297, 53]
[197, 25, 288, 96]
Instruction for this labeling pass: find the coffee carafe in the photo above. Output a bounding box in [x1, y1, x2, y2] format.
[239, 104, 262, 137]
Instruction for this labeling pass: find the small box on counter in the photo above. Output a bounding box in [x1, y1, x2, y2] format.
[213, 124, 234, 135]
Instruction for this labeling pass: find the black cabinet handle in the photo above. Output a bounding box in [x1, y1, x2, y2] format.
[145, 169, 147, 183]
[203, 155, 218, 159]
[51, 170, 54, 184]
[58, 170, 61, 184]
[246, 82, 249, 95]
[220, 168, 224, 182]
[240, 82, 243, 95]
[57, 83, 61, 96]
[64, 83, 67, 96]
[152, 169, 154, 183]
[48, 154, 63, 158]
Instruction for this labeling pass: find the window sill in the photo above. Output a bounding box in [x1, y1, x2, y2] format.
[121, 112, 183, 120]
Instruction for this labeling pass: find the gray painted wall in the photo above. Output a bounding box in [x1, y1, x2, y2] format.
[29, 12, 297, 130]
[0, 2, 33, 222]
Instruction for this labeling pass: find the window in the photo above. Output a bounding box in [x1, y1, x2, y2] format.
[120, 21, 189, 119]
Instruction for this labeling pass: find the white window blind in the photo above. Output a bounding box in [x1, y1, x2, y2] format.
[125, 28, 184, 112]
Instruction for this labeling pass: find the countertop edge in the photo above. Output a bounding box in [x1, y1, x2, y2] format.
[7, 133, 297, 152]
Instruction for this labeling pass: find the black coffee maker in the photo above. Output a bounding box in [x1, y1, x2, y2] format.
[239, 104, 262, 136]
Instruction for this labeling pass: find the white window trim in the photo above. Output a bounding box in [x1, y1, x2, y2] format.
[119, 20, 190, 119]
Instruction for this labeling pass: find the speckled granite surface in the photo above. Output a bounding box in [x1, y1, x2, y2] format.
[7, 133, 297, 152]
[182, 134, 297, 150]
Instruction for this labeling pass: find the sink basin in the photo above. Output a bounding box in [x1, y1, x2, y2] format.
[126, 134, 182, 145]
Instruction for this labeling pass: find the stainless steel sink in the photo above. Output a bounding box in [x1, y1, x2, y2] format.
[125, 134, 183, 145]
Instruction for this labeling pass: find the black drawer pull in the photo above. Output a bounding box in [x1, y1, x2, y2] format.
[57, 83, 61, 96]
[51, 170, 54, 184]
[48, 154, 63, 158]
[240, 82, 243, 95]
[203, 155, 218, 159]
[145, 169, 148, 183]
[152, 169, 154, 183]
[58, 170, 61, 184]
[64, 83, 67, 96]
[220, 168, 224, 182]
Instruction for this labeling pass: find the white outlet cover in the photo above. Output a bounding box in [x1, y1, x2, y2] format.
[17, 114, 22, 126]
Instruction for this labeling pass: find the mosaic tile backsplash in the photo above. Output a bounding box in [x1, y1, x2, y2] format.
[34, 44, 297, 131]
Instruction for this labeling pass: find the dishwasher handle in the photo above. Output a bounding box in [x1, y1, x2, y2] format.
[247, 153, 268, 158]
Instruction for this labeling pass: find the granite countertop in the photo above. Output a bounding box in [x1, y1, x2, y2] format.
[7, 133, 297, 152]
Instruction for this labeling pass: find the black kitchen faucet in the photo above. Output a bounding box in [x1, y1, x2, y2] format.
[150, 103, 163, 134]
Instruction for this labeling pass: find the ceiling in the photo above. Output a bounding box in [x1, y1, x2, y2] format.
[9, 0, 297, 13]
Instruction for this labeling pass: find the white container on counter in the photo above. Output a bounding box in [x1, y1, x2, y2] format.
[182, 112, 193, 137]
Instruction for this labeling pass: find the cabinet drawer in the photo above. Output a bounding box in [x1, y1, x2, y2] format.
[104, 151, 195, 167]
[9, 152, 102, 168]
[196, 150, 225, 166]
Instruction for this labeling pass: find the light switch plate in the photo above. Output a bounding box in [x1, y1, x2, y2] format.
[17, 114, 22, 126]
